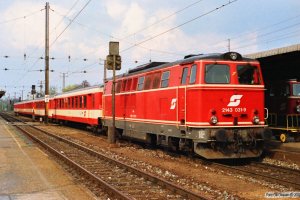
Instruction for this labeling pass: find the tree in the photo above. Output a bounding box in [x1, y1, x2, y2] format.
[62, 84, 79, 92]
[50, 86, 57, 95]
[81, 80, 90, 88]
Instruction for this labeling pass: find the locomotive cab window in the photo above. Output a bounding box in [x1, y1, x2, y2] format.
[137, 76, 145, 91]
[181, 67, 188, 85]
[189, 65, 197, 84]
[116, 81, 121, 93]
[205, 64, 230, 83]
[144, 75, 152, 90]
[237, 65, 261, 85]
[293, 83, 300, 96]
[152, 72, 161, 89]
[161, 71, 170, 88]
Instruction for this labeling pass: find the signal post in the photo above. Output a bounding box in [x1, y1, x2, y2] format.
[106, 42, 121, 144]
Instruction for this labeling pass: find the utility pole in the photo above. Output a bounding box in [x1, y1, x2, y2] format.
[38, 80, 43, 96]
[45, 2, 50, 124]
[61, 73, 68, 91]
[228, 39, 231, 52]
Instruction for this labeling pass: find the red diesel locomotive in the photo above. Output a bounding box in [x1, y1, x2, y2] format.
[14, 52, 268, 159]
[103, 52, 268, 159]
[266, 79, 300, 142]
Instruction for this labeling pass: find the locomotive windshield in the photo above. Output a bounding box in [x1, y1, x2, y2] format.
[205, 64, 230, 83]
[237, 65, 261, 85]
[293, 83, 300, 96]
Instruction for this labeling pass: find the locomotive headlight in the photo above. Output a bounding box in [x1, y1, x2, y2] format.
[253, 116, 260, 125]
[296, 105, 300, 113]
[210, 116, 218, 125]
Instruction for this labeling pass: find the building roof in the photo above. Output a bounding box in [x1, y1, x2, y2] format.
[246, 44, 300, 59]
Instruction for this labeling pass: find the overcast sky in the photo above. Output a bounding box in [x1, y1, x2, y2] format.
[0, 0, 300, 99]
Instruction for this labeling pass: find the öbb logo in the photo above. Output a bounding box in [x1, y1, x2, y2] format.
[227, 95, 243, 107]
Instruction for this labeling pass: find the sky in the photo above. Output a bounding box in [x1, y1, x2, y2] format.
[0, 0, 300, 100]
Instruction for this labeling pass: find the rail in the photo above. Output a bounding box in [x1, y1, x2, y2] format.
[0, 112, 211, 200]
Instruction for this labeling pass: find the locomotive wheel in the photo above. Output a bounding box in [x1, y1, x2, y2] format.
[279, 133, 287, 143]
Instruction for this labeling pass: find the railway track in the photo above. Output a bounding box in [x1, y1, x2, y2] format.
[0, 113, 210, 200]
[206, 160, 300, 190]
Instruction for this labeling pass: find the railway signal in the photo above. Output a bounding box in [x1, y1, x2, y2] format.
[106, 41, 121, 145]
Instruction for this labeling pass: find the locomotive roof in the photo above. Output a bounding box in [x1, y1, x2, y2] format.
[116, 52, 257, 78]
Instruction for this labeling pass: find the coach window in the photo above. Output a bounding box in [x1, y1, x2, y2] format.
[181, 67, 189, 85]
[83, 96, 87, 108]
[79, 96, 83, 108]
[72, 97, 74, 108]
[237, 65, 261, 85]
[205, 64, 230, 84]
[137, 76, 145, 91]
[161, 71, 170, 88]
[75, 97, 78, 108]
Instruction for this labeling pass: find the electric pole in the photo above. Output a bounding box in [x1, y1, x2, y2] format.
[38, 80, 43, 96]
[61, 72, 68, 91]
[45, 2, 50, 124]
[228, 39, 231, 52]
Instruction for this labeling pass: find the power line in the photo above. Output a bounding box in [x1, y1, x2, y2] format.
[120, 0, 205, 41]
[52, 0, 81, 31]
[0, 9, 44, 25]
[121, 0, 238, 53]
[50, 0, 93, 47]
[202, 13, 300, 53]
[234, 28, 300, 51]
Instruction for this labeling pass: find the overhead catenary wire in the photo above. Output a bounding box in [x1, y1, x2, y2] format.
[121, 0, 238, 53]
[52, 0, 81, 31]
[187, 13, 300, 53]
[51, 0, 205, 60]
[120, 0, 205, 41]
[50, 0, 92, 47]
[0, 9, 44, 25]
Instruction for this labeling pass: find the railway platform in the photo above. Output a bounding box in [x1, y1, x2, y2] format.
[0, 118, 95, 200]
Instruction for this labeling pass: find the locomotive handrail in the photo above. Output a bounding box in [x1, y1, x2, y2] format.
[264, 108, 269, 119]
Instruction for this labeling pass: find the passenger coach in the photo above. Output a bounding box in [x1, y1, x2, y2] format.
[103, 52, 269, 159]
[15, 86, 103, 130]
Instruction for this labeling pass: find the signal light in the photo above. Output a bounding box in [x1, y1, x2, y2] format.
[106, 55, 122, 70]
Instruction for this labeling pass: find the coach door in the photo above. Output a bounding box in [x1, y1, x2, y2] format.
[54, 99, 57, 120]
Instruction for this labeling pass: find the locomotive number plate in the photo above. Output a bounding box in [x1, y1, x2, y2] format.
[222, 107, 247, 112]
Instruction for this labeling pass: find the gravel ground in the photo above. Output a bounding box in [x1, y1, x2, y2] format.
[31, 123, 300, 200]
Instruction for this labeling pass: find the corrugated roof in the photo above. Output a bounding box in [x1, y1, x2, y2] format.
[246, 44, 300, 59]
